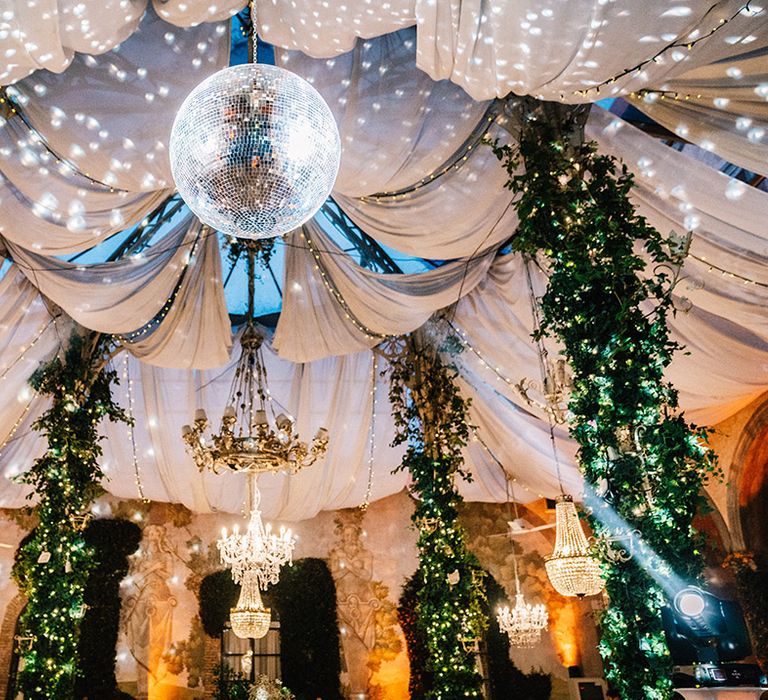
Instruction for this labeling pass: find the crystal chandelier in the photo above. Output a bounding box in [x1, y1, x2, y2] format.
[182, 244, 329, 475]
[496, 475, 548, 647]
[519, 256, 603, 598]
[545, 495, 603, 598]
[169, 1, 340, 240]
[218, 481, 295, 588]
[497, 593, 549, 648]
[220, 473, 295, 638]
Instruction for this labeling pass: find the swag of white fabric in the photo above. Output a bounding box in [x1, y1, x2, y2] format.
[272, 219, 497, 362]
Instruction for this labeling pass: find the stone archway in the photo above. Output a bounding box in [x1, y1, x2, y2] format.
[0, 593, 27, 699]
[727, 393, 768, 555]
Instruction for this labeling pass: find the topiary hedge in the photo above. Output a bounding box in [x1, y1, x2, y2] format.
[76, 518, 142, 699]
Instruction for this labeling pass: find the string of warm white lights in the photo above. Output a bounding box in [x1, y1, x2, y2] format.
[0, 319, 53, 385]
[301, 227, 387, 341]
[687, 253, 768, 288]
[573, 2, 759, 97]
[360, 104, 502, 201]
[122, 353, 148, 503]
[471, 428, 544, 500]
[118, 228, 206, 343]
[446, 319, 523, 394]
[0, 399, 34, 461]
[0, 88, 128, 193]
[361, 352, 379, 511]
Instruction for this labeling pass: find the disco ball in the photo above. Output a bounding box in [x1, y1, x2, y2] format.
[169, 63, 341, 239]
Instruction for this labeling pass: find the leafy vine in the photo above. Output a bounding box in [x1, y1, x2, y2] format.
[386, 333, 486, 699]
[12, 332, 128, 699]
[492, 105, 718, 700]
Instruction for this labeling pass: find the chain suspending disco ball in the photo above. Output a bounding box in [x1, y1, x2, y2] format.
[169, 63, 341, 239]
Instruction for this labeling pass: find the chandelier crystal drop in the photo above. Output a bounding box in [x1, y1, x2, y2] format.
[545, 494, 604, 598]
[169, 62, 341, 240]
[497, 593, 549, 648]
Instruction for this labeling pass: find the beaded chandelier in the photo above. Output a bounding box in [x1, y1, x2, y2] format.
[497, 593, 549, 648]
[545, 495, 604, 598]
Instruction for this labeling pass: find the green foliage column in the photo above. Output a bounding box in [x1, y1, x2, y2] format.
[492, 106, 716, 700]
[388, 334, 486, 699]
[12, 333, 128, 699]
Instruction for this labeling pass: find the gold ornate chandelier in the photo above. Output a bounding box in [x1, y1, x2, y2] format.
[545, 495, 603, 598]
[181, 243, 328, 638]
[181, 243, 329, 475]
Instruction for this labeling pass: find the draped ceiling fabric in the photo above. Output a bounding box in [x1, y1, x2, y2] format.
[0, 1, 767, 517]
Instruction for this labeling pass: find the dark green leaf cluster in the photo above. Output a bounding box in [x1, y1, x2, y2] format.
[12, 333, 129, 699]
[388, 338, 486, 699]
[493, 115, 718, 700]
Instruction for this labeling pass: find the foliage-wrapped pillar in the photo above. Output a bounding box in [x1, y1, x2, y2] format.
[12, 333, 127, 699]
[387, 333, 486, 699]
[493, 103, 717, 700]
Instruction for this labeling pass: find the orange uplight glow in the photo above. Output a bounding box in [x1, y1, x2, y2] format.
[548, 599, 580, 667]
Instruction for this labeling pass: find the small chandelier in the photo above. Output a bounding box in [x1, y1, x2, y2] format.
[497, 476, 548, 647]
[182, 244, 329, 475]
[497, 593, 549, 648]
[545, 495, 603, 598]
[230, 570, 273, 640]
[219, 473, 295, 638]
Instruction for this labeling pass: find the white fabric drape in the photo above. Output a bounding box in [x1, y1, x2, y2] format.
[273, 220, 496, 362]
[629, 53, 768, 177]
[415, 0, 768, 101]
[7, 6, 230, 193]
[275, 29, 515, 259]
[0, 116, 169, 255]
[262, 1, 768, 101]
[0, 0, 147, 85]
[152, 0, 243, 26]
[123, 224, 232, 368]
[0, 268, 62, 509]
[6, 216, 199, 334]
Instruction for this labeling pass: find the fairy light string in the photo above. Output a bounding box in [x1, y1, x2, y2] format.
[301, 227, 387, 341]
[573, 2, 759, 98]
[360, 103, 502, 202]
[0, 88, 129, 193]
[123, 353, 148, 502]
[360, 352, 378, 510]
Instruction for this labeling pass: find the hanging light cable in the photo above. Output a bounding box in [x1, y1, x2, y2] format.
[522, 256, 603, 598]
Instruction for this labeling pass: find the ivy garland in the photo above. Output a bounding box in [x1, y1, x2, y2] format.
[387, 333, 487, 699]
[492, 107, 717, 700]
[12, 333, 128, 699]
